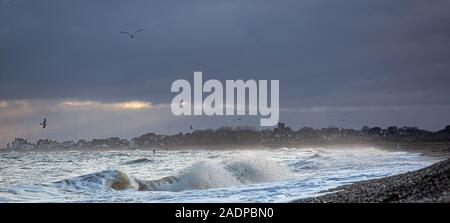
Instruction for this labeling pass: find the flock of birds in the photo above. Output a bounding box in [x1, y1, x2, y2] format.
[325, 75, 394, 128]
[36, 30, 395, 133]
[114, 31, 393, 130]
[364, 75, 393, 95]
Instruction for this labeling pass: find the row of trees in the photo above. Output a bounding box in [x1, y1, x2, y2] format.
[132, 124, 450, 148]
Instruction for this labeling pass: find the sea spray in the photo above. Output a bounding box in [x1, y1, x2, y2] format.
[223, 153, 292, 184]
[55, 153, 293, 192]
[2, 148, 440, 202]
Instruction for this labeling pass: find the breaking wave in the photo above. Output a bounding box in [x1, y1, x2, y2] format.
[55, 155, 292, 192]
[54, 170, 140, 191]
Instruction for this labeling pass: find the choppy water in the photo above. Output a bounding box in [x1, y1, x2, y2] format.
[0, 147, 442, 202]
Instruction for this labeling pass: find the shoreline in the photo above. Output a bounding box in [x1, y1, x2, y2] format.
[292, 158, 450, 203]
[1, 141, 448, 203]
[1, 141, 449, 157]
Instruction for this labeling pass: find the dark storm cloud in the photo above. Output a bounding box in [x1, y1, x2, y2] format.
[1, 0, 449, 105]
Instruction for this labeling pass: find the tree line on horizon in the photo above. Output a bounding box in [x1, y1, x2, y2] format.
[5, 123, 450, 150]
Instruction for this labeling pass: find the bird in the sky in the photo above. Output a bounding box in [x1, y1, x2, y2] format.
[190, 125, 194, 130]
[120, 29, 143, 38]
[364, 76, 384, 82]
[227, 117, 243, 123]
[179, 100, 186, 108]
[40, 118, 47, 129]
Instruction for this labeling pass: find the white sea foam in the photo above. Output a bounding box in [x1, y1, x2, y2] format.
[0, 147, 441, 202]
[56, 154, 293, 192]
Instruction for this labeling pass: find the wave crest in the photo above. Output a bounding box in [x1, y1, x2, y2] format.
[56, 155, 292, 192]
[55, 170, 139, 191]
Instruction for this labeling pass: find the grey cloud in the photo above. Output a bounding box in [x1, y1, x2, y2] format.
[0, 0, 449, 139]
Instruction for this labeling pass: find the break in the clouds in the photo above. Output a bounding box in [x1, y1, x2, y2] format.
[58, 100, 154, 110]
[1, 0, 450, 141]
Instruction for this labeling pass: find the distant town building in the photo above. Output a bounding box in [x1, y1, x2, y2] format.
[3, 124, 450, 150]
[11, 138, 33, 150]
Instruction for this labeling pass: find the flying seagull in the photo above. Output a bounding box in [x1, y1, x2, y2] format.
[120, 29, 143, 38]
[40, 118, 47, 129]
[364, 76, 384, 82]
[231, 117, 243, 122]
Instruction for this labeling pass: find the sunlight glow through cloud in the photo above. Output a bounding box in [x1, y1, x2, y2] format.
[59, 100, 153, 110]
[0, 101, 8, 108]
[112, 101, 153, 110]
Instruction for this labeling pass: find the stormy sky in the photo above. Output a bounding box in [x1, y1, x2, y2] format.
[1, 0, 449, 143]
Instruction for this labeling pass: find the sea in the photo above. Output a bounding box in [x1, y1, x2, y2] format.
[0, 147, 442, 202]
